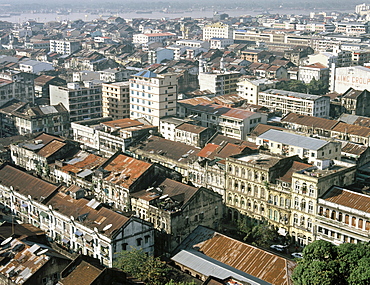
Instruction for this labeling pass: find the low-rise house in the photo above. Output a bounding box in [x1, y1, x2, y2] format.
[131, 178, 223, 254]
[0, 164, 155, 267]
[256, 129, 341, 164]
[19, 59, 54, 74]
[281, 112, 370, 147]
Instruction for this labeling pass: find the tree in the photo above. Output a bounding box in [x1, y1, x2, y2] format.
[114, 248, 169, 285]
[237, 217, 279, 247]
[292, 241, 370, 285]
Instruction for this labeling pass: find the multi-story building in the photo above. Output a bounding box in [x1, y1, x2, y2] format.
[174, 123, 215, 148]
[209, 38, 234, 49]
[133, 32, 176, 44]
[19, 59, 54, 74]
[99, 68, 136, 83]
[10, 133, 78, 173]
[0, 70, 35, 107]
[102, 82, 130, 120]
[198, 66, 240, 96]
[317, 186, 370, 245]
[298, 63, 330, 84]
[129, 70, 178, 127]
[71, 117, 156, 157]
[257, 89, 330, 118]
[225, 153, 304, 235]
[49, 40, 81, 55]
[236, 78, 275, 104]
[130, 178, 223, 253]
[340, 88, 370, 117]
[225, 151, 356, 245]
[0, 164, 154, 267]
[335, 22, 369, 36]
[0, 100, 70, 137]
[333, 66, 370, 93]
[177, 98, 267, 140]
[291, 162, 356, 246]
[50, 82, 102, 122]
[202, 22, 233, 41]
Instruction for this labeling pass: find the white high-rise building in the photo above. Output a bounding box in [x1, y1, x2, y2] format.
[129, 71, 177, 126]
[202, 22, 233, 41]
[49, 40, 81, 55]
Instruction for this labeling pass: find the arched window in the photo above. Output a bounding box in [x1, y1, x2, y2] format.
[338, 212, 343, 222]
[241, 168, 245, 177]
[302, 183, 307, 194]
[274, 210, 278, 221]
[234, 195, 239, 206]
[300, 216, 305, 226]
[307, 218, 312, 230]
[331, 210, 336, 220]
[319, 206, 323, 215]
[301, 199, 306, 211]
[359, 219, 363, 229]
[241, 197, 245, 208]
[294, 197, 299, 209]
[294, 214, 298, 225]
[235, 166, 239, 176]
[285, 198, 291, 208]
[280, 197, 284, 207]
[260, 188, 265, 199]
[309, 185, 315, 197]
[295, 181, 300, 192]
[308, 201, 313, 213]
[269, 194, 273, 204]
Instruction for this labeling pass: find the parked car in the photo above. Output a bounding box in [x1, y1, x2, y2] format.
[270, 244, 287, 252]
[291, 252, 303, 259]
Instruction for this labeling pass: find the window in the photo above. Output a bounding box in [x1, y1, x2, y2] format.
[136, 238, 142, 246]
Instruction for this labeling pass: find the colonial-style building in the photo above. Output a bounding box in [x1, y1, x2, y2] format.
[130, 178, 223, 254]
[317, 186, 370, 245]
[0, 164, 155, 267]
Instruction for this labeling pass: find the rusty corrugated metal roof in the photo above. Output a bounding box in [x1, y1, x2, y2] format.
[103, 154, 152, 189]
[196, 234, 295, 285]
[0, 164, 58, 201]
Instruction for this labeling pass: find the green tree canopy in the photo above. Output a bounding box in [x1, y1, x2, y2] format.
[114, 248, 169, 285]
[292, 241, 370, 285]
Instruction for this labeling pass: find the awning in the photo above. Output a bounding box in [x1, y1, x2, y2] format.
[84, 234, 93, 242]
[74, 230, 83, 236]
[62, 238, 70, 244]
[40, 211, 49, 219]
[21, 203, 28, 208]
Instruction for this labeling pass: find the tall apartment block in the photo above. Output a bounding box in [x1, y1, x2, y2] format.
[102, 82, 130, 120]
[129, 70, 177, 126]
[50, 82, 102, 122]
[49, 40, 81, 55]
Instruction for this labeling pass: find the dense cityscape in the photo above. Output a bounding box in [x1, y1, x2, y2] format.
[0, 1, 370, 284]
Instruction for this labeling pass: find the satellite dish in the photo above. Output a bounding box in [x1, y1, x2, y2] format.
[37, 249, 48, 255]
[1, 237, 12, 246]
[102, 224, 112, 231]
